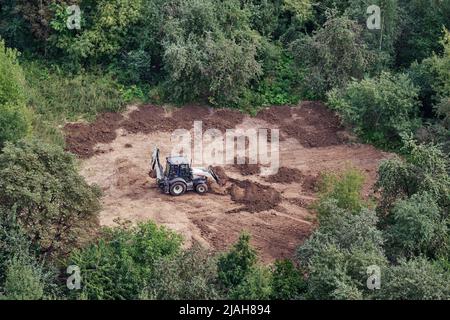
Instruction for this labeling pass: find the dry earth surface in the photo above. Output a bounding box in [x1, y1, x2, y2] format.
[65, 102, 390, 262]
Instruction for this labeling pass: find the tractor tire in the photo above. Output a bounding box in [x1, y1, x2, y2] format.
[170, 182, 187, 196]
[195, 183, 208, 195]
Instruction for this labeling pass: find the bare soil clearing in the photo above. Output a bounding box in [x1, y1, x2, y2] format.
[67, 102, 390, 262]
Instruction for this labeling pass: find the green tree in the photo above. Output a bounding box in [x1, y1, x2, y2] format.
[290, 13, 375, 96]
[161, 0, 262, 106]
[395, 0, 450, 67]
[377, 257, 450, 300]
[384, 192, 449, 260]
[68, 221, 182, 300]
[376, 138, 450, 212]
[327, 72, 420, 146]
[143, 245, 223, 300]
[0, 39, 30, 148]
[270, 259, 306, 300]
[297, 204, 387, 300]
[217, 233, 258, 292]
[229, 265, 273, 300]
[0, 139, 101, 256]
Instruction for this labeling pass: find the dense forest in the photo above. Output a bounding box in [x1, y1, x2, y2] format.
[0, 0, 449, 300]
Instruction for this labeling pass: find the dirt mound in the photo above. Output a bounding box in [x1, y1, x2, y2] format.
[203, 109, 246, 132]
[122, 105, 177, 134]
[234, 162, 261, 176]
[256, 105, 293, 124]
[264, 167, 304, 184]
[229, 180, 282, 213]
[64, 112, 124, 158]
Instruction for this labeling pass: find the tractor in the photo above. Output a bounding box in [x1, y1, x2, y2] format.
[150, 147, 220, 196]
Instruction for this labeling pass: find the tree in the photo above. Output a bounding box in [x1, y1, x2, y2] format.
[229, 265, 273, 300]
[327, 72, 420, 146]
[217, 233, 258, 292]
[50, 0, 143, 63]
[0, 39, 30, 148]
[290, 13, 375, 96]
[67, 221, 182, 300]
[384, 192, 449, 260]
[270, 259, 306, 300]
[376, 138, 450, 212]
[161, 0, 262, 105]
[395, 0, 450, 67]
[297, 203, 387, 300]
[377, 257, 450, 300]
[143, 245, 223, 300]
[0, 139, 101, 256]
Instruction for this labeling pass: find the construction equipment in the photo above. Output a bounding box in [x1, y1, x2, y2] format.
[150, 147, 220, 196]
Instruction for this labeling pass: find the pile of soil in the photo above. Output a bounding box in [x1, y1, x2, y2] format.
[264, 167, 304, 184]
[64, 112, 124, 158]
[122, 105, 177, 134]
[256, 105, 293, 124]
[281, 102, 345, 147]
[234, 159, 261, 176]
[228, 180, 282, 213]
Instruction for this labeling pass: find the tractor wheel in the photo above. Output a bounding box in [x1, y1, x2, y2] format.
[195, 183, 208, 195]
[170, 182, 186, 196]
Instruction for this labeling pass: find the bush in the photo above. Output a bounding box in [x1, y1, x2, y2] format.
[144, 245, 223, 300]
[297, 205, 387, 300]
[327, 72, 420, 146]
[0, 139, 101, 256]
[68, 221, 182, 300]
[270, 259, 306, 300]
[0, 39, 31, 148]
[217, 233, 258, 293]
[376, 138, 450, 211]
[377, 257, 450, 300]
[290, 13, 375, 97]
[24, 62, 126, 122]
[317, 167, 366, 216]
[384, 192, 449, 260]
[2, 256, 45, 300]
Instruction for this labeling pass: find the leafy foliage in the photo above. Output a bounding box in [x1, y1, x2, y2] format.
[290, 13, 375, 97]
[377, 257, 450, 300]
[67, 221, 182, 300]
[384, 192, 449, 260]
[0, 139, 101, 256]
[0, 39, 31, 148]
[327, 72, 420, 146]
[143, 245, 223, 300]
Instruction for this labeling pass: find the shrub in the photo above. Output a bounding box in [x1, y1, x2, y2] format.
[144, 245, 223, 300]
[376, 138, 450, 211]
[297, 205, 387, 300]
[67, 221, 182, 300]
[0, 39, 31, 148]
[317, 167, 366, 216]
[377, 257, 450, 300]
[0, 139, 101, 256]
[327, 72, 420, 146]
[384, 192, 449, 260]
[217, 233, 258, 292]
[270, 259, 306, 300]
[290, 13, 375, 97]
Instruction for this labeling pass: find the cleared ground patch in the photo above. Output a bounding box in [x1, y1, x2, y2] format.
[67, 103, 389, 262]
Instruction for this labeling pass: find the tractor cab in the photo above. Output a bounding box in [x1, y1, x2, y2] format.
[165, 156, 193, 181]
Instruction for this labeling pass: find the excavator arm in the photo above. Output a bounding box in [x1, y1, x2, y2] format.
[150, 147, 164, 180]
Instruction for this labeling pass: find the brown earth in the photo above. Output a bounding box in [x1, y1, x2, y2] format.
[66, 102, 390, 262]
